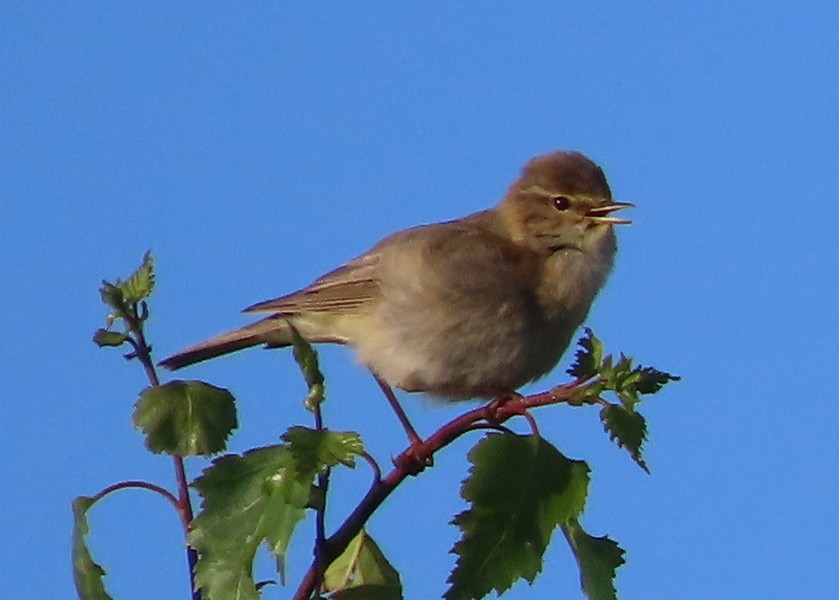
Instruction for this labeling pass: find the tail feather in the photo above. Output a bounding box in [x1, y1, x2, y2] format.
[159, 317, 292, 370]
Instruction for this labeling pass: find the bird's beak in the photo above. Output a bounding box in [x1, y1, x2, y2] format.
[586, 201, 634, 225]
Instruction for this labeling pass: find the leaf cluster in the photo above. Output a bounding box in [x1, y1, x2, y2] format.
[189, 427, 366, 598]
[567, 328, 679, 472]
[93, 250, 155, 351]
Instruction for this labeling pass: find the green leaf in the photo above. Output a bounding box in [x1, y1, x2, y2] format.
[282, 426, 364, 473]
[96, 252, 156, 344]
[608, 353, 641, 408]
[567, 327, 603, 380]
[567, 330, 678, 408]
[324, 530, 403, 599]
[92, 328, 129, 348]
[562, 519, 625, 600]
[133, 380, 237, 456]
[190, 445, 312, 598]
[289, 325, 325, 411]
[118, 250, 155, 304]
[72, 496, 114, 600]
[98, 251, 155, 312]
[98, 282, 125, 312]
[633, 366, 681, 395]
[445, 433, 590, 600]
[600, 404, 649, 473]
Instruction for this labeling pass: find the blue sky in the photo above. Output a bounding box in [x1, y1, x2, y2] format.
[3, 3, 838, 599]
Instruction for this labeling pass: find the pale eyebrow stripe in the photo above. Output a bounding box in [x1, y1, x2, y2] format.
[518, 184, 558, 197]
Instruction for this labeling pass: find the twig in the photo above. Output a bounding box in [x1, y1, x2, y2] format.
[311, 400, 330, 596]
[360, 451, 383, 484]
[291, 383, 579, 600]
[93, 480, 181, 511]
[127, 311, 202, 600]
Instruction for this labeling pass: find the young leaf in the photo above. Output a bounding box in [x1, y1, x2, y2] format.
[567, 328, 603, 380]
[98, 282, 125, 313]
[600, 405, 649, 473]
[446, 433, 590, 600]
[324, 530, 403, 599]
[190, 445, 312, 598]
[567, 330, 679, 409]
[289, 325, 325, 411]
[72, 496, 114, 600]
[603, 357, 679, 409]
[133, 380, 237, 456]
[562, 519, 625, 600]
[633, 366, 681, 395]
[281, 426, 364, 473]
[117, 250, 155, 304]
[92, 329, 129, 348]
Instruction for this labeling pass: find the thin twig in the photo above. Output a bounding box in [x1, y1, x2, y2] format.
[93, 480, 181, 511]
[311, 399, 330, 596]
[128, 313, 202, 600]
[359, 451, 382, 484]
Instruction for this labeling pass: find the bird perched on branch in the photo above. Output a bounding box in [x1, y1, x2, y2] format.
[160, 151, 631, 416]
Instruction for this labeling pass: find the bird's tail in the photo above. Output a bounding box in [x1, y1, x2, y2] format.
[159, 316, 293, 370]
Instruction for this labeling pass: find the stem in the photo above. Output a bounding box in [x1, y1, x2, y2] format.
[359, 451, 382, 484]
[127, 309, 202, 600]
[311, 399, 330, 595]
[172, 455, 201, 600]
[291, 383, 578, 600]
[93, 479, 202, 598]
[93, 480, 181, 510]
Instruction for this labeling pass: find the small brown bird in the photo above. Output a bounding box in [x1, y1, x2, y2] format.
[160, 151, 630, 406]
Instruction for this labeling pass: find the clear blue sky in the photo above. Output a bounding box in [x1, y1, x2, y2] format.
[3, 3, 838, 599]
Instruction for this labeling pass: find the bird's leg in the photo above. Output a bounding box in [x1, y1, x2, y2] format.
[371, 373, 423, 446]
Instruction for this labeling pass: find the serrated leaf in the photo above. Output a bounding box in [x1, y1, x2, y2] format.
[133, 380, 237, 456]
[289, 326, 325, 411]
[324, 530, 403, 599]
[118, 250, 155, 304]
[92, 329, 129, 348]
[562, 519, 625, 600]
[72, 496, 114, 600]
[445, 433, 590, 600]
[600, 405, 649, 473]
[567, 328, 603, 379]
[609, 358, 679, 409]
[190, 445, 313, 598]
[633, 366, 681, 395]
[282, 426, 364, 473]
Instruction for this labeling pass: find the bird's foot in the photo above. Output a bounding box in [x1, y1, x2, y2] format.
[393, 443, 433, 476]
[484, 390, 525, 424]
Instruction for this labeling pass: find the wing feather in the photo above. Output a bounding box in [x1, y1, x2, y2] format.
[243, 253, 380, 314]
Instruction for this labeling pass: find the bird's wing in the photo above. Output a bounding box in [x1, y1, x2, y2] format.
[244, 212, 536, 315]
[413, 215, 542, 292]
[243, 252, 381, 314]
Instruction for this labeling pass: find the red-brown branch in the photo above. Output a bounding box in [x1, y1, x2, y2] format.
[292, 383, 578, 600]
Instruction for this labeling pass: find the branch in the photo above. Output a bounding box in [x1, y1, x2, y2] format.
[292, 383, 578, 600]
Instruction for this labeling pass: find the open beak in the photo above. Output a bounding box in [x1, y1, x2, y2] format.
[586, 201, 634, 225]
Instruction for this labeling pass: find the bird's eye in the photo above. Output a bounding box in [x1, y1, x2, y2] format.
[552, 196, 571, 211]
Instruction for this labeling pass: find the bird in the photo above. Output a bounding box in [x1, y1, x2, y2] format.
[160, 151, 631, 415]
